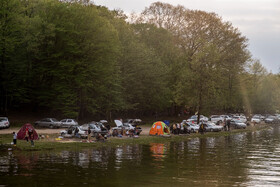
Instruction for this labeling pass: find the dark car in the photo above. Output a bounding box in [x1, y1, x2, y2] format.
[34, 118, 62, 128]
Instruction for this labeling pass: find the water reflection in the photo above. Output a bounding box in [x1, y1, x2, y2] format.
[150, 143, 167, 161]
[1, 126, 280, 186]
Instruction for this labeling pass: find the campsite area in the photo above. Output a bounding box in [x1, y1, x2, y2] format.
[0, 123, 279, 186]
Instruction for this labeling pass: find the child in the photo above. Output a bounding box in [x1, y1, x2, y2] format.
[12, 132, 17, 146]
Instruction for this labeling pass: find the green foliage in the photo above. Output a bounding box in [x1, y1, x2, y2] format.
[0, 0, 278, 120]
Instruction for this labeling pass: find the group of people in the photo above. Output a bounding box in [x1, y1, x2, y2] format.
[112, 128, 139, 137]
[12, 127, 35, 147]
[86, 127, 107, 142]
[170, 123, 189, 135]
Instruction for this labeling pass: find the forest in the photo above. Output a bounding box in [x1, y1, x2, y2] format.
[1, 0, 279, 120]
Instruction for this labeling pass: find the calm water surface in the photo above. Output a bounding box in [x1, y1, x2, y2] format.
[1, 125, 280, 186]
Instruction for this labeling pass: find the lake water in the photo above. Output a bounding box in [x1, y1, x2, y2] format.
[1, 125, 280, 186]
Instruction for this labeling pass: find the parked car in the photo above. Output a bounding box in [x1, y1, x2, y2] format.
[265, 116, 278, 124]
[94, 122, 109, 136]
[112, 120, 142, 135]
[181, 120, 199, 133]
[124, 119, 142, 126]
[0, 117, 10, 129]
[60, 119, 78, 128]
[34, 118, 62, 128]
[187, 115, 208, 124]
[220, 115, 232, 121]
[230, 119, 246, 129]
[210, 115, 223, 124]
[80, 122, 108, 136]
[232, 116, 247, 123]
[204, 122, 223, 132]
[60, 125, 87, 138]
[254, 114, 265, 121]
[251, 116, 261, 124]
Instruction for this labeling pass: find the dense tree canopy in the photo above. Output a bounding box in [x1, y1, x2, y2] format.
[0, 0, 279, 121]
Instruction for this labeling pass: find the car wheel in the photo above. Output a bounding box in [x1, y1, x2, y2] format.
[49, 124, 53, 129]
[210, 129, 213, 132]
[191, 129, 194, 133]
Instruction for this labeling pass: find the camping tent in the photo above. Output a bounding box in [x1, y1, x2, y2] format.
[149, 121, 170, 136]
[17, 123, 39, 140]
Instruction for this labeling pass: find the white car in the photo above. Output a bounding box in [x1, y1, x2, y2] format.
[112, 120, 135, 131]
[0, 117, 10, 129]
[220, 115, 232, 121]
[60, 125, 87, 138]
[232, 116, 247, 123]
[60, 119, 78, 128]
[210, 115, 223, 124]
[251, 116, 261, 123]
[187, 115, 209, 123]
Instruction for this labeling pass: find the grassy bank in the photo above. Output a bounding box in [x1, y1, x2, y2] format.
[0, 124, 271, 152]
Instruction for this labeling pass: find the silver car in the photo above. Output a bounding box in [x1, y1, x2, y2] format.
[80, 122, 108, 136]
[204, 122, 223, 132]
[34, 118, 62, 128]
[60, 119, 78, 128]
[230, 120, 246, 129]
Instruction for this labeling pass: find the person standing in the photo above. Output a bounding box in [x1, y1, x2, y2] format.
[87, 127, 91, 142]
[28, 129, 34, 147]
[199, 123, 205, 134]
[227, 119, 231, 131]
[12, 132, 17, 146]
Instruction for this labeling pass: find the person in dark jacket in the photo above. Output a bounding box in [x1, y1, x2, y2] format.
[226, 119, 231, 131]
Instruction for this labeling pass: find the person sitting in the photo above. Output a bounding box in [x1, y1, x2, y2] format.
[164, 126, 169, 133]
[112, 129, 118, 137]
[172, 124, 177, 134]
[128, 130, 134, 137]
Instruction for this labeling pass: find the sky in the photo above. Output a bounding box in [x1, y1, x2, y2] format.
[93, 0, 280, 73]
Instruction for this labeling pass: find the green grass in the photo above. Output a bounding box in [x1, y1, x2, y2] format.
[0, 124, 270, 153]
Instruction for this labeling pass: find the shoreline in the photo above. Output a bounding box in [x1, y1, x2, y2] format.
[0, 124, 271, 152]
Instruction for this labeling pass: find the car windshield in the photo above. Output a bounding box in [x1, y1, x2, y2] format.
[50, 118, 58, 122]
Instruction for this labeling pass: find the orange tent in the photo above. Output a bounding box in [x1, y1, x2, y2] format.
[149, 121, 170, 136]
